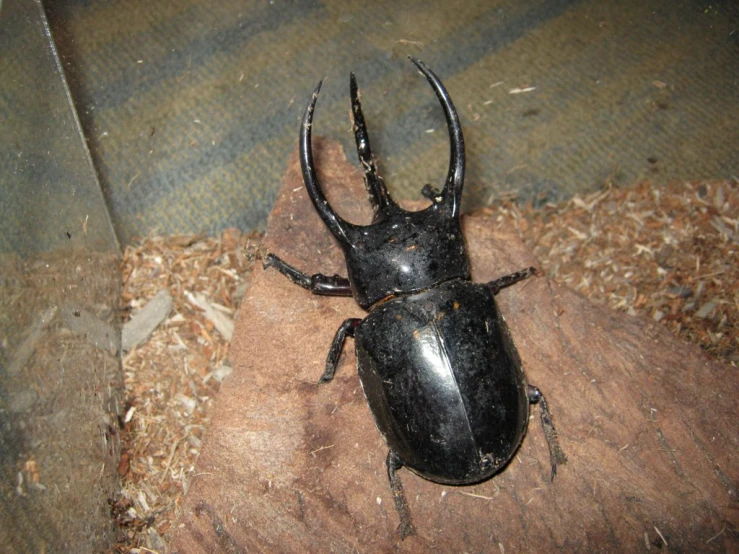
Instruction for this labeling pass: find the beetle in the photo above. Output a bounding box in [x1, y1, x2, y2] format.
[264, 57, 566, 538]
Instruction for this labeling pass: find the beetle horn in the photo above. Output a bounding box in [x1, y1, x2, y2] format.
[300, 80, 352, 245]
[350, 72, 396, 219]
[408, 57, 465, 216]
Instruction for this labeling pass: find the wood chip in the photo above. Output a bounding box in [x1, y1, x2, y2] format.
[112, 228, 261, 551]
[121, 289, 173, 352]
[184, 291, 233, 341]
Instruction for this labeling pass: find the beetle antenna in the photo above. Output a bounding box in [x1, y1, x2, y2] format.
[408, 57, 465, 216]
[300, 80, 352, 246]
[350, 73, 395, 220]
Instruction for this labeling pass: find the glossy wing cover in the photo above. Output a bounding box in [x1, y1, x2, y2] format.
[354, 280, 530, 484]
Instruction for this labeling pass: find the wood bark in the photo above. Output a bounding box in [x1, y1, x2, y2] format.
[172, 139, 737, 553]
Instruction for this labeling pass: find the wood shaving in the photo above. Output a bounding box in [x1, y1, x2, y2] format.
[110, 228, 261, 551]
[490, 179, 738, 365]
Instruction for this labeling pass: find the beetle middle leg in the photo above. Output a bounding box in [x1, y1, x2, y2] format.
[263, 253, 353, 296]
[527, 385, 567, 480]
[319, 318, 362, 383]
[486, 267, 538, 295]
[386, 451, 416, 539]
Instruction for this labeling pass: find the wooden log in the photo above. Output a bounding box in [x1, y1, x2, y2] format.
[171, 139, 737, 552]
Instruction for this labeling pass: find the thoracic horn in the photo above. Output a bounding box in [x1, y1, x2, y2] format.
[298, 57, 465, 245]
[408, 57, 465, 217]
[299, 80, 353, 246]
[350, 71, 396, 221]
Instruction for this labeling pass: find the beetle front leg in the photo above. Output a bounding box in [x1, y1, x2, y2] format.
[319, 318, 362, 383]
[527, 385, 567, 480]
[386, 451, 416, 540]
[487, 267, 538, 295]
[264, 253, 353, 296]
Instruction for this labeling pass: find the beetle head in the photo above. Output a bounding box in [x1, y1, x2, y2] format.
[301, 58, 470, 310]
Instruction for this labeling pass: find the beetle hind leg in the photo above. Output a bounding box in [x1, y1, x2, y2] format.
[386, 451, 416, 540]
[527, 385, 567, 480]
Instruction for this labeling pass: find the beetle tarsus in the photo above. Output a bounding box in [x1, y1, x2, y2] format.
[264, 254, 353, 296]
[386, 451, 416, 540]
[527, 384, 567, 481]
[320, 318, 361, 383]
[487, 267, 538, 295]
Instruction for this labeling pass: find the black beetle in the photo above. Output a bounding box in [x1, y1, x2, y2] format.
[264, 57, 566, 538]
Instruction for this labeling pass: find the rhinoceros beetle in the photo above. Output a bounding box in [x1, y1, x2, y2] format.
[264, 57, 566, 538]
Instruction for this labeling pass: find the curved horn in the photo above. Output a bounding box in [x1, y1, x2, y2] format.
[350, 72, 395, 218]
[408, 57, 465, 216]
[300, 80, 351, 245]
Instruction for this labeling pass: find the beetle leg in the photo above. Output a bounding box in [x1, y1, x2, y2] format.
[263, 254, 353, 296]
[386, 451, 416, 540]
[527, 384, 567, 480]
[319, 318, 362, 383]
[487, 267, 538, 295]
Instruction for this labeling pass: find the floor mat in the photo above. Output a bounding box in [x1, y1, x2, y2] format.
[44, 0, 738, 245]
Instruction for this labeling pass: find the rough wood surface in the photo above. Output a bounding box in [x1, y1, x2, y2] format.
[171, 139, 737, 552]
